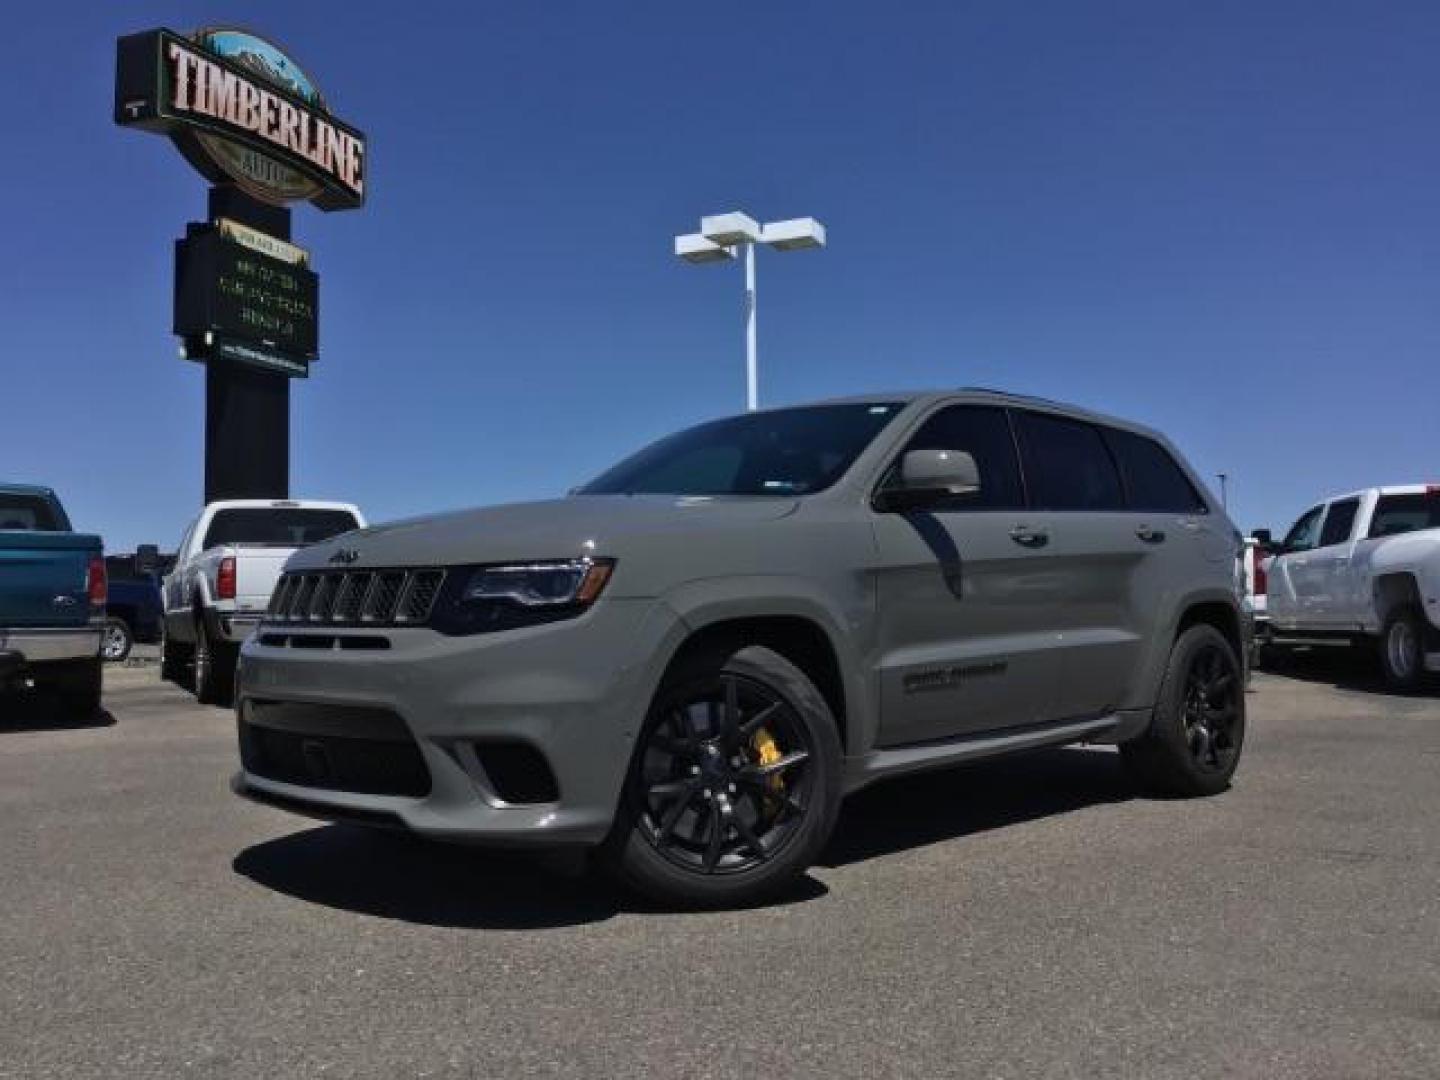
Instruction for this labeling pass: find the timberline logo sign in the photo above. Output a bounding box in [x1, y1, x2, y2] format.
[115, 27, 366, 211]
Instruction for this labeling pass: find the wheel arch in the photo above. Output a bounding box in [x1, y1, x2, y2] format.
[1373, 572, 1422, 626]
[655, 611, 857, 752]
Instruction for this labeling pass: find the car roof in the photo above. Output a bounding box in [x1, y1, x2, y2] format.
[1315, 484, 1440, 505]
[0, 482, 56, 497]
[776, 388, 1166, 440]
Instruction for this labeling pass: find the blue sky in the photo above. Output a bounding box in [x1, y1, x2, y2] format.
[3, 1, 1438, 550]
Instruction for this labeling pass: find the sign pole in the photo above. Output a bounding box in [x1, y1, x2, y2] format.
[202, 185, 292, 504]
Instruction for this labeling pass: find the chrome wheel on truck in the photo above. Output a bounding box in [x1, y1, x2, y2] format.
[101, 618, 133, 663]
[603, 645, 842, 908]
[1380, 607, 1424, 690]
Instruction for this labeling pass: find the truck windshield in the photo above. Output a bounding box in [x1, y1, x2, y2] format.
[202, 508, 360, 548]
[1369, 492, 1440, 538]
[579, 402, 905, 497]
[0, 493, 62, 531]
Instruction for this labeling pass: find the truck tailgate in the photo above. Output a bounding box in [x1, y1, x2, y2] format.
[0, 531, 101, 628]
[232, 547, 298, 611]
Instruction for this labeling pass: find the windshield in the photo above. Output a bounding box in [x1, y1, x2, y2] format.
[202, 508, 360, 549]
[0, 492, 63, 531]
[579, 402, 906, 497]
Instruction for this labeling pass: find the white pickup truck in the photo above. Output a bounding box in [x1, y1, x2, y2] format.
[1264, 485, 1440, 687]
[161, 499, 364, 705]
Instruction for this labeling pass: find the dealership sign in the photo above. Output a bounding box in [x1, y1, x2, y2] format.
[175, 227, 319, 376]
[115, 27, 365, 210]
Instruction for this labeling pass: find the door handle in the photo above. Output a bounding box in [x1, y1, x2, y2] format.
[1135, 525, 1166, 543]
[1010, 525, 1049, 548]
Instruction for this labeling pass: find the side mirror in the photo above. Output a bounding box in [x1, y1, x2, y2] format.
[876, 449, 981, 512]
[134, 544, 160, 576]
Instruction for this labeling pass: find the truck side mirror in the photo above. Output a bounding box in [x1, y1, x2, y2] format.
[135, 544, 160, 576]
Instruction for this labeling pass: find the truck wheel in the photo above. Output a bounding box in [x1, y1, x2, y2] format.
[194, 617, 236, 707]
[160, 623, 192, 684]
[1121, 624, 1245, 797]
[50, 658, 103, 718]
[600, 645, 843, 909]
[101, 617, 133, 663]
[1379, 607, 1425, 690]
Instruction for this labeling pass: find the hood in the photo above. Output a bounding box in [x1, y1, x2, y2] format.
[286, 494, 799, 572]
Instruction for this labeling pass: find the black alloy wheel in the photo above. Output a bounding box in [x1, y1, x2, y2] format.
[636, 671, 814, 876]
[1120, 623, 1246, 797]
[1180, 641, 1241, 774]
[603, 645, 843, 908]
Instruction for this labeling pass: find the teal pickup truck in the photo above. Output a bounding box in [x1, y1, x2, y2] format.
[0, 484, 105, 715]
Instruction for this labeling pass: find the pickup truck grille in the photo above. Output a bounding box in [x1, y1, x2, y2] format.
[267, 569, 445, 627]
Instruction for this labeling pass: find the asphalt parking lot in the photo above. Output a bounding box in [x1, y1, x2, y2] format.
[1, 656, 1436, 1079]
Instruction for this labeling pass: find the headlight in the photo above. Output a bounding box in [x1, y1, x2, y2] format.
[430, 558, 615, 636]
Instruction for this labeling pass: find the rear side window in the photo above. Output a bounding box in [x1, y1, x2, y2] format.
[1012, 411, 1124, 511]
[1369, 492, 1440, 538]
[1103, 429, 1207, 513]
[1318, 498, 1360, 547]
[887, 404, 1025, 510]
[203, 508, 360, 548]
[0, 492, 62, 531]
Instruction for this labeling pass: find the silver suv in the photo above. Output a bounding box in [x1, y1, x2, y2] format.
[234, 390, 1246, 907]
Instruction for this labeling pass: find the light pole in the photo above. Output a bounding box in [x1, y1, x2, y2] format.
[675, 211, 826, 411]
[1217, 472, 1229, 510]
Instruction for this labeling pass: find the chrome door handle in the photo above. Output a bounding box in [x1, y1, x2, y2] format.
[1010, 525, 1049, 548]
[1135, 525, 1166, 543]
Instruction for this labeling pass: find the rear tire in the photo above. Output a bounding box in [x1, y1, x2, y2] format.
[1121, 624, 1245, 797]
[194, 615, 236, 708]
[1378, 606, 1425, 690]
[600, 645, 842, 909]
[101, 617, 133, 663]
[46, 658, 103, 718]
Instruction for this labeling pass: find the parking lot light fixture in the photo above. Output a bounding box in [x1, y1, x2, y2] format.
[675, 208, 828, 411]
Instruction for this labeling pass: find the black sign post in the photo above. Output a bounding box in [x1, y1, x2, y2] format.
[192, 187, 295, 503]
[115, 26, 364, 506]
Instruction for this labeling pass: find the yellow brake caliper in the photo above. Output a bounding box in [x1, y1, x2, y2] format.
[750, 727, 785, 814]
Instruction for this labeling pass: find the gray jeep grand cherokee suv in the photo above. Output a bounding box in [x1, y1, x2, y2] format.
[234, 390, 1246, 907]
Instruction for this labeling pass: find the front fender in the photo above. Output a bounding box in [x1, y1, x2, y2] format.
[658, 575, 876, 754]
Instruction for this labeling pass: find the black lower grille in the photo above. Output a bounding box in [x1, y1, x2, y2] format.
[239, 702, 430, 797]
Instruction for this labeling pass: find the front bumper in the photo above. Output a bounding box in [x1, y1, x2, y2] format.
[233, 598, 679, 847]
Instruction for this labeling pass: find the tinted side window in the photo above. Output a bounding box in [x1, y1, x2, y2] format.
[1013, 411, 1124, 511]
[1369, 493, 1440, 537]
[1103, 428, 1206, 513]
[1318, 498, 1360, 547]
[1282, 506, 1324, 553]
[889, 404, 1024, 510]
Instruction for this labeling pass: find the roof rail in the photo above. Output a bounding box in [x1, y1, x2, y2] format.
[957, 386, 1068, 408]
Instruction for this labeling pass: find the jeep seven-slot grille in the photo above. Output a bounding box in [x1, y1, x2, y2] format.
[267, 569, 445, 627]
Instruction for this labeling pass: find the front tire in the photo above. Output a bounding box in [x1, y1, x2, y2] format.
[194, 615, 236, 707]
[101, 617, 133, 663]
[1379, 606, 1425, 690]
[160, 620, 192, 684]
[601, 645, 843, 909]
[1121, 624, 1245, 797]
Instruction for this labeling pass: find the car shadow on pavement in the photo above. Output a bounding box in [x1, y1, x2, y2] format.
[1258, 646, 1438, 698]
[820, 746, 1133, 868]
[233, 823, 832, 928]
[0, 689, 116, 732]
